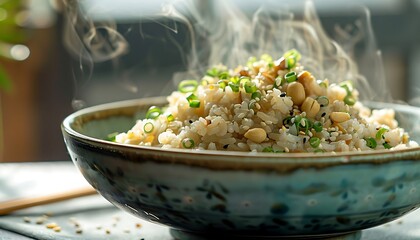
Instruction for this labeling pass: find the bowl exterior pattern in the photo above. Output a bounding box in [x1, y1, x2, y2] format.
[64, 136, 420, 236]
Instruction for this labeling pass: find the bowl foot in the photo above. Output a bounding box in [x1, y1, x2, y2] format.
[169, 229, 362, 240]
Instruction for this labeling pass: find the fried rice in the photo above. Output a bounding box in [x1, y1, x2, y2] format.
[114, 50, 418, 153]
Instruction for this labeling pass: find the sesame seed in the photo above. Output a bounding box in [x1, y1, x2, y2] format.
[321, 112, 326, 117]
[280, 93, 286, 97]
[23, 217, 31, 223]
[46, 222, 58, 229]
[136, 223, 142, 228]
[53, 226, 61, 232]
[105, 229, 111, 234]
[76, 228, 83, 234]
[223, 144, 229, 149]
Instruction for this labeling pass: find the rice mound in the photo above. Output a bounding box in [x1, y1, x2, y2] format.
[114, 50, 418, 153]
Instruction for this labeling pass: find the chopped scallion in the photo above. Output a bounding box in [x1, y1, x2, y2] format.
[145, 106, 162, 119]
[285, 71, 297, 83]
[218, 80, 227, 89]
[365, 137, 377, 149]
[339, 81, 353, 95]
[299, 117, 312, 134]
[383, 142, 392, 149]
[229, 82, 240, 92]
[251, 91, 261, 100]
[166, 114, 175, 122]
[178, 80, 198, 93]
[314, 149, 326, 153]
[262, 147, 274, 152]
[344, 95, 356, 106]
[313, 121, 323, 132]
[309, 137, 321, 148]
[230, 76, 240, 84]
[186, 93, 200, 108]
[316, 96, 329, 107]
[376, 127, 388, 140]
[283, 116, 293, 126]
[182, 138, 195, 149]
[218, 71, 229, 79]
[244, 81, 257, 93]
[143, 122, 154, 133]
[206, 68, 219, 77]
[106, 132, 119, 142]
[283, 49, 301, 69]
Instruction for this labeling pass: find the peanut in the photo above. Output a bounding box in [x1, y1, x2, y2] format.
[286, 82, 306, 106]
[301, 97, 320, 118]
[274, 57, 286, 72]
[330, 112, 350, 123]
[244, 128, 267, 143]
[298, 71, 324, 96]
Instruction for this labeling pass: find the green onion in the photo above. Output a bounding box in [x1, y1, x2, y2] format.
[365, 137, 377, 149]
[383, 142, 392, 149]
[319, 81, 328, 89]
[309, 137, 321, 148]
[106, 132, 119, 142]
[218, 80, 227, 89]
[244, 81, 257, 93]
[228, 82, 240, 92]
[251, 91, 261, 100]
[285, 71, 297, 83]
[182, 138, 195, 149]
[145, 106, 162, 119]
[166, 114, 175, 122]
[178, 80, 198, 93]
[344, 95, 356, 106]
[143, 122, 154, 133]
[339, 81, 353, 95]
[316, 96, 329, 107]
[299, 117, 312, 134]
[283, 49, 301, 69]
[376, 127, 388, 140]
[262, 147, 274, 152]
[294, 115, 302, 130]
[283, 116, 293, 126]
[314, 149, 326, 153]
[230, 76, 240, 84]
[206, 68, 219, 77]
[240, 76, 251, 84]
[313, 121, 323, 132]
[218, 71, 229, 79]
[186, 93, 200, 108]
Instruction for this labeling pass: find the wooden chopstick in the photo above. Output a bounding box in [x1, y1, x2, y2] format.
[0, 187, 97, 215]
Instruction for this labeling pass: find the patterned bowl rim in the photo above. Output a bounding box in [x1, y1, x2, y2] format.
[61, 96, 420, 171]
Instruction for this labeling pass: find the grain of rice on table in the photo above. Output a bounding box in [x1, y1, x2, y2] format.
[114, 50, 418, 153]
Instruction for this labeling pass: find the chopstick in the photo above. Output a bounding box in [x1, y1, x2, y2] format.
[0, 187, 98, 215]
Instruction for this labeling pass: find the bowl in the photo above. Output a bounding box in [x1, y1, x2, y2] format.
[62, 97, 420, 240]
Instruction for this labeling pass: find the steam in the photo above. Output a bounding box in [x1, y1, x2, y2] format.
[63, 0, 388, 108]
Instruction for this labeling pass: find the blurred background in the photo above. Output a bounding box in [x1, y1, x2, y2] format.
[0, 0, 420, 162]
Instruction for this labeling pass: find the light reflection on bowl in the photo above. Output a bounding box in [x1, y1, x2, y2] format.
[61, 97, 420, 239]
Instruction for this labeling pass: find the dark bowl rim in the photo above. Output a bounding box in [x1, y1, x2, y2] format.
[61, 97, 420, 166]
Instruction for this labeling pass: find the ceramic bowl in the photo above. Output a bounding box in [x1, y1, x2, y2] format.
[61, 97, 420, 240]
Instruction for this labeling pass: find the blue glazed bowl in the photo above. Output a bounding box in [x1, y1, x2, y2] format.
[62, 97, 420, 239]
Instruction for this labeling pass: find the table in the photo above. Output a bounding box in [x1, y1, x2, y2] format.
[1, 161, 420, 240]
